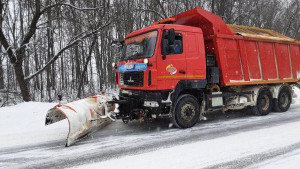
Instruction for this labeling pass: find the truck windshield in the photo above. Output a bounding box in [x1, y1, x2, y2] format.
[121, 30, 158, 61]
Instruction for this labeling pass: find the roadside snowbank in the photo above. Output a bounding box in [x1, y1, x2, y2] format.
[0, 102, 68, 149]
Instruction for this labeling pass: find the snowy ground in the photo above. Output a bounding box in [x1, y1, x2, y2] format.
[74, 120, 300, 169]
[0, 102, 68, 149]
[1, 88, 300, 169]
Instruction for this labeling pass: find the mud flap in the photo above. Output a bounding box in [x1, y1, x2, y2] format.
[45, 94, 114, 146]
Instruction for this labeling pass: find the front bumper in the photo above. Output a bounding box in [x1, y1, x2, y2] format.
[116, 89, 171, 118]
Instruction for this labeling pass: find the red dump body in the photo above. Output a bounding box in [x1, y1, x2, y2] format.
[172, 7, 300, 86]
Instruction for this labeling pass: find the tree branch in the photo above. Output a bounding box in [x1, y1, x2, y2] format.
[0, 30, 15, 62]
[24, 21, 112, 81]
[40, 3, 101, 15]
[134, 8, 165, 20]
[155, 0, 168, 18]
[18, 1, 102, 49]
[21, 0, 41, 47]
[0, 1, 16, 63]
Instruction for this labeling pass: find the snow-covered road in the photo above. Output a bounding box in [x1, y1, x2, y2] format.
[1, 89, 300, 169]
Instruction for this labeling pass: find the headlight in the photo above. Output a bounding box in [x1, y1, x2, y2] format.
[112, 62, 116, 68]
[144, 59, 149, 64]
[121, 90, 131, 95]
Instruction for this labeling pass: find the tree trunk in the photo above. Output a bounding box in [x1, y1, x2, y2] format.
[0, 57, 4, 89]
[14, 61, 31, 101]
[0, 1, 3, 89]
[94, 38, 102, 90]
[77, 37, 96, 98]
[211, 0, 215, 13]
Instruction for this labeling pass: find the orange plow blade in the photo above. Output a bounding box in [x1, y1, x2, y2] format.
[45, 94, 115, 146]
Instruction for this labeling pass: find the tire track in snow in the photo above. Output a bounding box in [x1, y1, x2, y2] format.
[205, 142, 300, 169]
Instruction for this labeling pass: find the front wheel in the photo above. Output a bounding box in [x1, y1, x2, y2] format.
[171, 94, 200, 128]
[251, 89, 273, 116]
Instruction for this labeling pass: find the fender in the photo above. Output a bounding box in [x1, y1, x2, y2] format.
[171, 80, 207, 103]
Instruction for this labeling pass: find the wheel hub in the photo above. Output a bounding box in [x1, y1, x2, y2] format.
[279, 93, 289, 108]
[260, 95, 270, 111]
[181, 104, 196, 121]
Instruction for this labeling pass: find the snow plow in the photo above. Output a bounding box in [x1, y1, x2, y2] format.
[45, 93, 116, 146]
[46, 6, 300, 146]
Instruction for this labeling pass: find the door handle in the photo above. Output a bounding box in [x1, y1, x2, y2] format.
[179, 70, 186, 74]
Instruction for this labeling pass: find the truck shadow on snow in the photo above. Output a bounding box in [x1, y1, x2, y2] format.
[86, 109, 252, 140]
[76, 107, 299, 147]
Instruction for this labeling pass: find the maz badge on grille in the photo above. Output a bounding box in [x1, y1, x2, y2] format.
[127, 76, 134, 83]
[125, 63, 135, 70]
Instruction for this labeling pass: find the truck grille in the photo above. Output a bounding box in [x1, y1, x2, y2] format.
[120, 71, 144, 87]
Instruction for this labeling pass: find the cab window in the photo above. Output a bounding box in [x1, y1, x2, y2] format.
[162, 32, 183, 55]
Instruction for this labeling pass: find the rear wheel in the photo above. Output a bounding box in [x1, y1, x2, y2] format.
[172, 94, 200, 128]
[251, 89, 273, 116]
[273, 87, 291, 112]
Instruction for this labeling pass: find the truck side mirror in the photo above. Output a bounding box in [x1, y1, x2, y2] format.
[168, 28, 175, 45]
[161, 39, 168, 60]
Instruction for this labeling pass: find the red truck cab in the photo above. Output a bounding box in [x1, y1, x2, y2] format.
[117, 24, 206, 91]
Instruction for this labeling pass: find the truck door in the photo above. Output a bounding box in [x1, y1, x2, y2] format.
[157, 30, 186, 89]
[185, 32, 206, 79]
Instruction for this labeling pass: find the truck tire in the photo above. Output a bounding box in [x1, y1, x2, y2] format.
[171, 94, 200, 128]
[273, 87, 291, 112]
[251, 89, 273, 116]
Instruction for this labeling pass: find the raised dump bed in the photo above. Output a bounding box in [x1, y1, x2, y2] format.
[171, 7, 300, 86]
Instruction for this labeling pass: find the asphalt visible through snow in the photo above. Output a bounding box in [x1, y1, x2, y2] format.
[1, 106, 300, 169]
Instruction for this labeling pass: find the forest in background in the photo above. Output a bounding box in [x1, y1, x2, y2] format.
[0, 0, 299, 106]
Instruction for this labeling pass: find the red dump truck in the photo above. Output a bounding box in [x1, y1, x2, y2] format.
[46, 6, 300, 146]
[113, 7, 300, 128]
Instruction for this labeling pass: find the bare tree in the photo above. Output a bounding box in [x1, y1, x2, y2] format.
[0, 0, 4, 89]
[0, 0, 111, 101]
